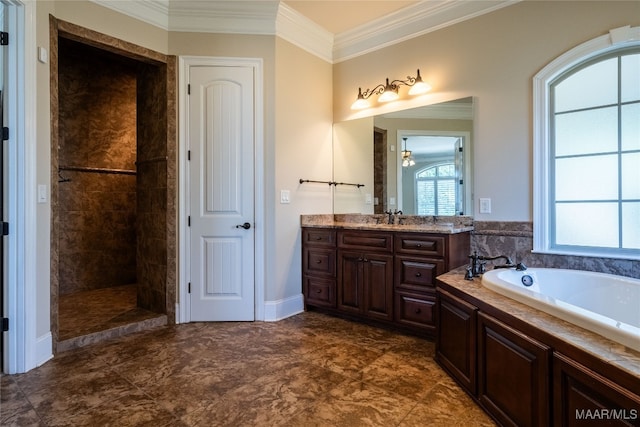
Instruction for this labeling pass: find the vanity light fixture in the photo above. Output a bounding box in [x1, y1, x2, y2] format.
[401, 137, 416, 167]
[351, 69, 431, 110]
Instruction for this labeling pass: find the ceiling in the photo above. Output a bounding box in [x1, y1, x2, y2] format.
[284, 1, 419, 34]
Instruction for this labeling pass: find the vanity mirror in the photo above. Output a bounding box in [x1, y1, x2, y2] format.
[333, 97, 474, 215]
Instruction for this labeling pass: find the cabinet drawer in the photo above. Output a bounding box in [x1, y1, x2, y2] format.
[338, 231, 393, 252]
[302, 228, 336, 247]
[395, 291, 436, 331]
[395, 256, 445, 291]
[304, 276, 336, 308]
[395, 234, 445, 257]
[303, 248, 336, 277]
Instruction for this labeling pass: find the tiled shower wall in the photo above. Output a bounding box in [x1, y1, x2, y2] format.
[136, 63, 169, 314]
[58, 41, 137, 295]
[472, 221, 640, 278]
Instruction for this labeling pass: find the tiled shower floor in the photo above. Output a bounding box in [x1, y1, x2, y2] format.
[58, 284, 167, 350]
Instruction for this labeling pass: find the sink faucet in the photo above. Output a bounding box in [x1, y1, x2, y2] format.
[384, 210, 394, 224]
[394, 210, 403, 225]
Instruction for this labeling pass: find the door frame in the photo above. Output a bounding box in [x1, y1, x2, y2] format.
[178, 56, 265, 323]
[3, 0, 40, 373]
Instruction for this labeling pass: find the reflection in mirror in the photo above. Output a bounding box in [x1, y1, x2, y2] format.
[333, 97, 473, 215]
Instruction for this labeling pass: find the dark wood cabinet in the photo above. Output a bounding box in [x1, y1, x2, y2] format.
[303, 226, 470, 335]
[436, 281, 640, 427]
[436, 288, 478, 394]
[302, 228, 336, 308]
[478, 312, 551, 427]
[337, 231, 394, 321]
[553, 352, 640, 427]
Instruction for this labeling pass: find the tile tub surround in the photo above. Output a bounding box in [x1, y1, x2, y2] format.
[472, 221, 640, 279]
[1, 312, 496, 427]
[437, 268, 640, 382]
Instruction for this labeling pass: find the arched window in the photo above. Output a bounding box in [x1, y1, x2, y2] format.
[533, 26, 640, 259]
[415, 163, 456, 215]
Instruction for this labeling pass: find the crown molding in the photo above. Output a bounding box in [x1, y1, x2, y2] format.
[276, 3, 333, 63]
[90, 0, 517, 63]
[90, 0, 169, 30]
[333, 0, 519, 63]
[168, 1, 279, 34]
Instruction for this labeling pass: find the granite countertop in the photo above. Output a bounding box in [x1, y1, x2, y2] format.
[437, 268, 640, 380]
[301, 214, 474, 235]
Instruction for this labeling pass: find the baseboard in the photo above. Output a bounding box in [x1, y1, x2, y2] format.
[263, 293, 304, 321]
[36, 332, 53, 367]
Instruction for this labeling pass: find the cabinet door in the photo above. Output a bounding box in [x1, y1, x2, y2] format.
[478, 312, 551, 427]
[553, 352, 640, 427]
[363, 253, 394, 321]
[337, 250, 364, 314]
[436, 289, 478, 394]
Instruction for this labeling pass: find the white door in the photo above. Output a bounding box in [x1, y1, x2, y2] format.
[188, 65, 255, 321]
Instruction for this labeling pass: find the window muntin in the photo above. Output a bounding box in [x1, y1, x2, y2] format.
[415, 163, 456, 216]
[549, 48, 640, 255]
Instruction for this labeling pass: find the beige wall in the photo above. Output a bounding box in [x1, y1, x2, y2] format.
[273, 38, 333, 302]
[333, 1, 640, 221]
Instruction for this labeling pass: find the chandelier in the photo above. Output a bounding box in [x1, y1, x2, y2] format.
[401, 138, 415, 167]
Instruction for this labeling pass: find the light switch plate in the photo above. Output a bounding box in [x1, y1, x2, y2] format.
[280, 189, 290, 204]
[38, 184, 48, 203]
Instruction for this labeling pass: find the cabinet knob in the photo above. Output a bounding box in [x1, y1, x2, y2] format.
[416, 243, 422, 247]
[315, 289, 322, 293]
[415, 272, 422, 277]
[415, 308, 422, 314]
[315, 236, 322, 240]
[316, 260, 322, 264]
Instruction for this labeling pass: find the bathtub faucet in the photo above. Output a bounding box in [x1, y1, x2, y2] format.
[466, 252, 516, 279]
[467, 251, 488, 278]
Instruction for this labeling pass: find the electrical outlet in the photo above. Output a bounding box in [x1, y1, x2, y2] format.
[479, 198, 492, 214]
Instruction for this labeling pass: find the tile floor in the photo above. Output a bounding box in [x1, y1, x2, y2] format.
[1, 312, 496, 426]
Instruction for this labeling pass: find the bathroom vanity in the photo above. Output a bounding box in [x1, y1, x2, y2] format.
[436, 271, 640, 427]
[301, 214, 472, 336]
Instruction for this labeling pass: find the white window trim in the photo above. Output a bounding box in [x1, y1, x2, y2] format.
[532, 25, 640, 260]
